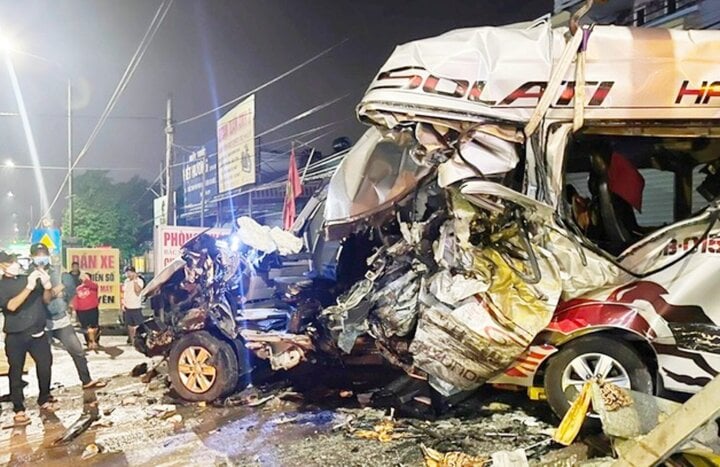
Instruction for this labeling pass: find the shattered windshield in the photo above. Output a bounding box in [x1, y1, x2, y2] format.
[324, 127, 429, 228]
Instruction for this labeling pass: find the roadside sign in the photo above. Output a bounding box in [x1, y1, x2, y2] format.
[30, 228, 62, 256]
[66, 248, 121, 311]
[154, 225, 230, 273]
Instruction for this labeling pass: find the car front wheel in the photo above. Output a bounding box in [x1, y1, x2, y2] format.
[168, 331, 239, 402]
[543, 335, 653, 420]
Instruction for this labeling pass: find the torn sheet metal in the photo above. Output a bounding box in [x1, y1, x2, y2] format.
[322, 279, 375, 353]
[545, 228, 623, 299]
[411, 234, 562, 395]
[241, 329, 314, 371]
[428, 270, 488, 306]
[371, 269, 421, 338]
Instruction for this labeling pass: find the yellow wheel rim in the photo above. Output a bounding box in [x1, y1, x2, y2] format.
[177, 346, 217, 394]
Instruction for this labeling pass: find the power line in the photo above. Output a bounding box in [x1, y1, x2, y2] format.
[255, 94, 348, 140]
[1, 164, 142, 171]
[176, 37, 349, 126]
[261, 118, 352, 148]
[0, 112, 162, 120]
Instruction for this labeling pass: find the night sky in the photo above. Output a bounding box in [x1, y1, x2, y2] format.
[0, 0, 550, 230]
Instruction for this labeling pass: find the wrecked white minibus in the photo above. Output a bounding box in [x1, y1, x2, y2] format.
[344, 18, 720, 417]
[138, 17, 720, 420]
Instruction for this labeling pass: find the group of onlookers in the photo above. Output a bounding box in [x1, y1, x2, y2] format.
[0, 243, 106, 427]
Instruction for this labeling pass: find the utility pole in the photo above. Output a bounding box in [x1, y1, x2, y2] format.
[200, 150, 206, 227]
[164, 96, 175, 225]
[67, 80, 73, 236]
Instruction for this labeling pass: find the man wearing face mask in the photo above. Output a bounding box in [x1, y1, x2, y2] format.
[0, 250, 53, 426]
[29, 243, 105, 390]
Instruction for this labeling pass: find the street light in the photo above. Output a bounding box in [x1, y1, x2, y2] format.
[0, 33, 73, 235]
[3, 159, 14, 168]
[6, 190, 14, 198]
[0, 35, 15, 54]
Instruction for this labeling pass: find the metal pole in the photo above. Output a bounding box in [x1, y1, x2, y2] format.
[200, 151, 206, 227]
[164, 96, 174, 225]
[300, 147, 315, 184]
[67, 80, 73, 236]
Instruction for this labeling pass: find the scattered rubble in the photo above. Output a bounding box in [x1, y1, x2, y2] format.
[421, 443, 489, 467]
[130, 362, 148, 377]
[598, 383, 632, 412]
[81, 443, 100, 460]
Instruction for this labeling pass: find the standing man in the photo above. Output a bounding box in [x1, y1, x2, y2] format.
[62, 261, 82, 313]
[30, 244, 105, 389]
[122, 266, 144, 345]
[0, 251, 53, 426]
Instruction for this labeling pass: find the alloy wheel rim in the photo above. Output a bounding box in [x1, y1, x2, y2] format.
[177, 346, 217, 394]
[561, 352, 631, 397]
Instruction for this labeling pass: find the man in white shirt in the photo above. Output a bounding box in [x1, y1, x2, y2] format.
[122, 266, 144, 345]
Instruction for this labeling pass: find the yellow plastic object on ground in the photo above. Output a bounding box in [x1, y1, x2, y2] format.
[553, 381, 594, 446]
[421, 444, 489, 467]
[527, 387, 547, 401]
[355, 419, 404, 443]
[681, 450, 720, 467]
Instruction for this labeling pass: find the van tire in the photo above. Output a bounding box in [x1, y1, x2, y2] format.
[544, 335, 653, 421]
[168, 331, 238, 402]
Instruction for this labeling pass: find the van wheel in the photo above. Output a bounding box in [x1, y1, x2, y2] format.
[168, 331, 238, 402]
[544, 335, 653, 421]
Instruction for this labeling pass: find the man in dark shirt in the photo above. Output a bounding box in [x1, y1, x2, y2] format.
[0, 251, 53, 425]
[64, 261, 82, 302]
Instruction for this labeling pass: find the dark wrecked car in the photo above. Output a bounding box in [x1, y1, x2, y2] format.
[138, 19, 720, 420]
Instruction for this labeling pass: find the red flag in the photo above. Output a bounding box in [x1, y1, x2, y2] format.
[282, 146, 303, 230]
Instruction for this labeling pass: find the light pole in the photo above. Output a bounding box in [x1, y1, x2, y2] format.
[0, 34, 73, 233]
[67, 80, 73, 236]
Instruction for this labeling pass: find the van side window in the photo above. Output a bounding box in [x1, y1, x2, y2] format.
[564, 131, 720, 256]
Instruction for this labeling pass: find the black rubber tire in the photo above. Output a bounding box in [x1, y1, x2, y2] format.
[168, 331, 239, 402]
[544, 334, 653, 420]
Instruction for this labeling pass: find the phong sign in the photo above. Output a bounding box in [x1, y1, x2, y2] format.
[217, 94, 255, 192]
[66, 248, 121, 311]
[154, 225, 230, 273]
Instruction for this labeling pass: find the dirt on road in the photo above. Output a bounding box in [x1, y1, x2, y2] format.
[0, 364, 595, 467]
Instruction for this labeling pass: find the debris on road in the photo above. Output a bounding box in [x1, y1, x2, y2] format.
[421, 443, 488, 467]
[131, 362, 148, 377]
[553, 381, 593, 446]
[81, 443, 101, 460]
[54, 407, 100, 445]
[490, 448, 528, 467]
[598, 383, 632, 412]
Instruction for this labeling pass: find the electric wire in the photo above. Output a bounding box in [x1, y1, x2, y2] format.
[176, 38, 349, 126]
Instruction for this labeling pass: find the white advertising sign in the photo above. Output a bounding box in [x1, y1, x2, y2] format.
[217, 94, 255, 192]
[154, 225, 230, 272]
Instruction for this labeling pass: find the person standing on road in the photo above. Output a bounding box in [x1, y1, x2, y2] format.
[63, 261, 82, 302]
[122, 266, 144, 345]
[30, 244, 105, 390]
[68, 261, 82, 288]
[72, 272, 101, 349]
[62, 261, 82, 322]
[0, 251, 53, 426]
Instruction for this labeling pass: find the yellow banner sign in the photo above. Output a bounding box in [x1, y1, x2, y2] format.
[217, 94, 255, 192]
[66, 248, 121, 311]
